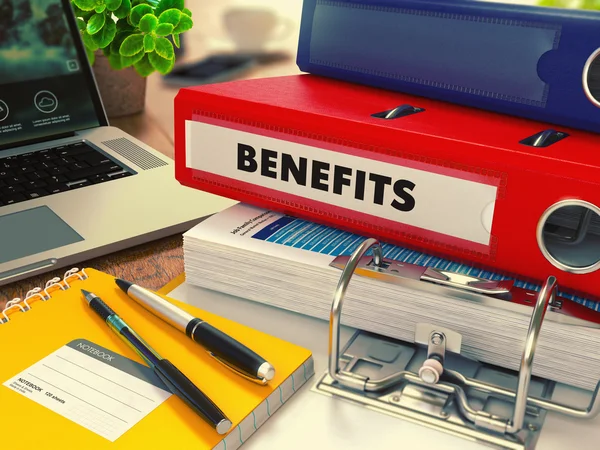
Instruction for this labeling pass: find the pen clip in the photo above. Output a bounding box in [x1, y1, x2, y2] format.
[209, 352, 268, 385]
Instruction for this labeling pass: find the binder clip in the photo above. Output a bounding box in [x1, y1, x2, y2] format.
[313, 238, 600, 449]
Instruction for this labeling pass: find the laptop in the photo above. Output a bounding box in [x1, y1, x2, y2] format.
[0, 0, 235, 287]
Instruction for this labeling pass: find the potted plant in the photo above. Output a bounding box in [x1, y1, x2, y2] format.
[71, 0, 193, 117]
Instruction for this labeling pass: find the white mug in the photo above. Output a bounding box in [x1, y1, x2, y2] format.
[223, 7, 295, 51]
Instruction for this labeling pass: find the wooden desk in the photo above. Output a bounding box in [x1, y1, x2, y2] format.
[1, 1, 302, 308]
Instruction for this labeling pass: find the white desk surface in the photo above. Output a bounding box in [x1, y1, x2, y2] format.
[170, 282, 599, 450]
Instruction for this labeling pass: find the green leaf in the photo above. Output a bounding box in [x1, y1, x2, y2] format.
[149, 50, 174, 75]
[173, 13, 192, 34]
[110, 31, 128, 54]
[86, 13, 106, 35]
[81, 30, 99, 51]
[155, 0, 184, 16]
[116, 18, 134, 32]
[72, 3, 94, 18]
[95, 4, 106, 13]
[114, 0, 131, 19]
[182, 7, 192, 17]
[155, 23, 174, 36]
[172, 33, 180, 48]
[108, 52, 124, 70]
[158, 8, 181, 26]
[73, 0, 96, 11]
[76, 18, 87, 31]
[85, 46, 96, 66]
[102, 46, 111, 57]
[139, 14, 158, 33]
[121, 50, 146, 68]
[106, 0, 122, 11]
[119, 34, 145, 56]
[130, 4, 153, 27]
[90, 19, 117, 48]
[143, 34, 155, 52]
[134, 54, 155, 77]
[154, 36, 174, 60]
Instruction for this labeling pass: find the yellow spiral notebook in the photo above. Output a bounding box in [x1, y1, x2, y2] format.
[0, 268, 313, 450]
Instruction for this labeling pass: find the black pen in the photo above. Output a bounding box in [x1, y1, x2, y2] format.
[115, 278, 276, 384]
[81, 289, 232, 435]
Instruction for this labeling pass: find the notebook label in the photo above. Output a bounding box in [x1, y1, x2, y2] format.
[185, 120, 498, 246]
[2, 338, 171, 442]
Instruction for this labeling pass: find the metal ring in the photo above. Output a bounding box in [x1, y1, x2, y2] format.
[328, 238, 383, 387]
[506, 275, 556, 433]
[583, 47, 600, 108]
[536, 199, 600, 274]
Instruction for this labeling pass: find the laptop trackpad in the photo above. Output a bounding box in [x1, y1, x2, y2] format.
[0, 206, 83, 264]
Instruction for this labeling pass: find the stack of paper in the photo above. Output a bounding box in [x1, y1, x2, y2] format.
[184, 203, 600, 391]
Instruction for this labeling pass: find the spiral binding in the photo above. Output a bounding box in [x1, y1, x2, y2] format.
[1, 268, 89, 325]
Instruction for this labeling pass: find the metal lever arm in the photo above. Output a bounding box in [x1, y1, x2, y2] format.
[329, 238, 383, 389]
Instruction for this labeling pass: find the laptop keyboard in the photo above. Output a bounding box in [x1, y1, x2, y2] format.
[0, 142, 133, 207]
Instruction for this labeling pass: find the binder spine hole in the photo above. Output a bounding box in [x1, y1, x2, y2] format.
[537, 200, 600, 274]
[583, 48, 600, 107]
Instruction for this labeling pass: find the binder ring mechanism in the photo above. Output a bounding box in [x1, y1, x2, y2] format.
[319, 239, 600, 448]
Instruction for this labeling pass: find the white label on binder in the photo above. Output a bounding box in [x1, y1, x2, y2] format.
[3, 339, 171, 442]
[186, 120, 497, 245]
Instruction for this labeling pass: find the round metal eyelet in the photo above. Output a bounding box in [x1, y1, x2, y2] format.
[536, 199, 600, 274]
[582, 47, 600, 107]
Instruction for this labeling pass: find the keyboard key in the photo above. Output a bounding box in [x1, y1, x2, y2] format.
[67, 180, 92, 189]
[75, 153, 112, 166]
[1, 185, 24, 195]
[55, 156, 75, 166]
[39, 152, 58, 161]
[46, 183, 70, 194]
[16, 165, 35, 174]
[67, 161, 90, 171]
[109, 171, 133, 180]
[0, 160, 17, 169]
[3, 193, 26, 205]
[48, 166, 68, 176]
[48, 175, 68, 184]
[66, 164, 122, 181]
[89, 174, 111, 184]
[26, 170, 49, 181]
[24, 179, 47, 189]
[58, 146, 93, 157]
[5, 175, 26, 185]
[35, 161, 55, 170]
[0, 170, 12, 178]
[24, 189, 49, 199]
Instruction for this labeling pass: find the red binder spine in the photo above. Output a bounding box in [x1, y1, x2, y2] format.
[174, 78, 600, 301]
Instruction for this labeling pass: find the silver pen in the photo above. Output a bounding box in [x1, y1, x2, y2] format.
[115, 278, 275, 384]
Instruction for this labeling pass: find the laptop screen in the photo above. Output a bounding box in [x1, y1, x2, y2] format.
[0, 0, 106, 150]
